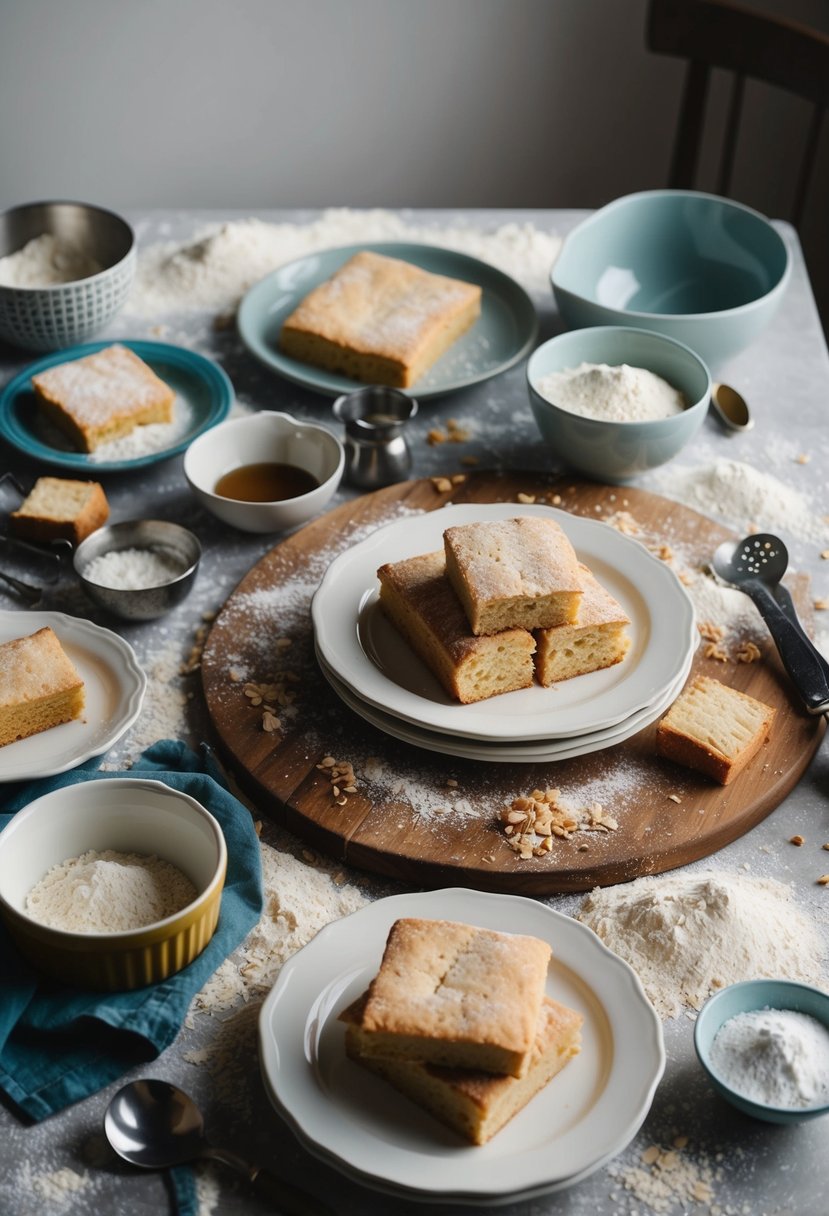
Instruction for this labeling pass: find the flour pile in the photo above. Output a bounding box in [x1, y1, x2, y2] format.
[578, 871, 826, 1019]
[127, 208, 562, 316]
[651, 458, 828, 545]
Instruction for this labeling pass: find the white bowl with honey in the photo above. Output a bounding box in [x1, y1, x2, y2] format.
[183, 410, 344, 533]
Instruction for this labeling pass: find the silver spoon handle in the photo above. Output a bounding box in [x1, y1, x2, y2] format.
[203, 1146, 334, 1216]
[747, 582, 829, 714]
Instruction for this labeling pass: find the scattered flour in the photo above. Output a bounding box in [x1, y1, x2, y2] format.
[127, 209, 562, 316]
[683, 567, 763, 643]
[26, 849, 197, 932]
[611, 1141, 716, 1213]
[30, 1165, 89, 1203]
[192, 841, 367, 1015]
[651, 458, 829, 545]
[535, 362, 686, 421]
[578, 871, 826, 1019]
[0, 233, 102, 287]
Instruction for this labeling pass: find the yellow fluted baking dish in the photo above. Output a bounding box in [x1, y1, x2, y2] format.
[0, 778, 227, 990]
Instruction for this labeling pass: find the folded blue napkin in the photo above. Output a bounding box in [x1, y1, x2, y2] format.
[0, 739, 264, 1213]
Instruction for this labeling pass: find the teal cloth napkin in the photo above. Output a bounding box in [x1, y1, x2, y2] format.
[0, 740, 263, 1129]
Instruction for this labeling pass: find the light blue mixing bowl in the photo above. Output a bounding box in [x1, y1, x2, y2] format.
[527, 325, 710, 483]
[694, 980, 829, 1125]
[551, 191, 790, 369]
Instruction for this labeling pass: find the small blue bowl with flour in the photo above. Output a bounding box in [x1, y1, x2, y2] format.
[694, 979, 829, 1125]
[527, 325, 711, 483]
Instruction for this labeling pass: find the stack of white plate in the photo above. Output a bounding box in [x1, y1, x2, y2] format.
[312, 503, 697, 763]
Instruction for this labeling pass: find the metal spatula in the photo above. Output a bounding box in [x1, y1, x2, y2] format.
[712, 533, 829, 715]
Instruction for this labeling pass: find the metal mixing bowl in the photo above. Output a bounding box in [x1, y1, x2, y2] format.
[0, 200, 136, 351]
[73, 520, 201, 621]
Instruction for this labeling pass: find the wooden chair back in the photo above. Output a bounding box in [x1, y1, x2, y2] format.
[646, 0, 829, 227]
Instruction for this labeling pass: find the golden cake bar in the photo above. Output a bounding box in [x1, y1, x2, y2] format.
[377, 550, 536, 704]
[278, 250, 482, 387]
[31, 343, 175, 452]
[0, 627, 85, 748]
[10, 476, 110, 546]
[534, 564, 630, 686]
[355, 917, 552, 1077]
[342, 991, 583, 1145]
[656, 674, 775, 785]
[443, 515, 583, 636]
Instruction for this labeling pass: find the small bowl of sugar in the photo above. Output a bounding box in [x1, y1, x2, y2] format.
[527, 326, 711, 483]
[74, 519, 202, 621]
[694, 979, 829, 1125]
[0, 777, 227, 990]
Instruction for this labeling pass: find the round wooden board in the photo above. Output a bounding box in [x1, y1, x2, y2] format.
[200, 472, 825, 893]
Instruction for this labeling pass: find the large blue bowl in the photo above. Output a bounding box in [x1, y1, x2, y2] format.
[551, 191, 790, 369]
[527, 325, 710, 483]
[694, 980, 829, 1125]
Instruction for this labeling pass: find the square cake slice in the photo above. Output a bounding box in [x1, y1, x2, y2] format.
[655, 675, 775, 785]
[278, 250, 482, 387]
[377, 551, 535, 704]
[534, 564, 630, 686]
[32, 343, 175, 452]
[443, 515, 583, 636]
[355, 918, 552, 1077]
[10, 476, 110, 546]
[342, 992, 583, 1145]
[0, 627, 85, 747]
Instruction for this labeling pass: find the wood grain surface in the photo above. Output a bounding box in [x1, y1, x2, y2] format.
[201, 472, 825, 893]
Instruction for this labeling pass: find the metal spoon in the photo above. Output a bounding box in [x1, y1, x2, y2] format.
[710, 383, 754, 432]
[712, 533, 829, 714]
[104, 1079, 333, 1216]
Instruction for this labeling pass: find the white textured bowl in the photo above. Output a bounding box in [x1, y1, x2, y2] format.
[0, 200, 136, 352]
[183, 410, 345, 533]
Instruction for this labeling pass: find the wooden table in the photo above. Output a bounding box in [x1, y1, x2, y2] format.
[0, 209, 827, 1216]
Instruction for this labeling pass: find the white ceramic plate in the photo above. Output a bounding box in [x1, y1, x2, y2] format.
[0, 610, 147, 782]
[258, 888, 665, 1205]
[316, 643, 693, 763]
[311, 503, 696, 742]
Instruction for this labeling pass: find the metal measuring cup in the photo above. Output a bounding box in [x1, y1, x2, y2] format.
[332, 387, 418, 489]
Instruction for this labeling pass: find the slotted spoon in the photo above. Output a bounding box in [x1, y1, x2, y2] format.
[712, 533, 829, 715]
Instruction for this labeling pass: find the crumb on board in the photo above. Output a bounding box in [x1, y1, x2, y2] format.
[499, 788, 618, 860]
[316, 756, 358, 806]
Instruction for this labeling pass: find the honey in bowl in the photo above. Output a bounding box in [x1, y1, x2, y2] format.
[213, 462, 319, 503]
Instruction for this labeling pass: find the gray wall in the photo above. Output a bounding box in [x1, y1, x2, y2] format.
[2, 0, 827, 317]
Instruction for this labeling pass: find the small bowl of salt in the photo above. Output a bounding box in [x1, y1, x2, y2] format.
[694, 979, 829, 1125]
[527, 325, 711, 483]
[74, 519, 201, 621]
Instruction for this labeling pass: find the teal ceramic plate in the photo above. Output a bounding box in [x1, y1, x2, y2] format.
[0, 340, 233, 472]
[237, 241, 539, 399]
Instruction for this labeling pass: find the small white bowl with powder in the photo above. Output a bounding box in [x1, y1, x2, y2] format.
[74, 519, 202, 621]
[695, 979, 829, 1123]
[527, 326, 711, 482]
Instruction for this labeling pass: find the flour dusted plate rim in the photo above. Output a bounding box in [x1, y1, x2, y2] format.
[237, 241, 539, 400]
[0, 339, 233, 472]
[316, 641, 693, 762]
[311, 503, 697, 742]
[258, 887, 665, 1203]
[0, 609, 146, 781]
